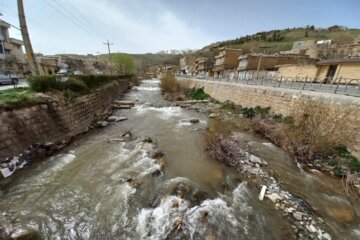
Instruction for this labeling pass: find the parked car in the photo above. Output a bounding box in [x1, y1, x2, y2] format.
[0, 70, 19, 85]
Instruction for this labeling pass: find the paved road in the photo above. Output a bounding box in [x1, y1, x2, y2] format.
[0, 79, 28, 90]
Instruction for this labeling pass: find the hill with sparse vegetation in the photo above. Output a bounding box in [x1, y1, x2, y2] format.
[201, 25, 360, 54]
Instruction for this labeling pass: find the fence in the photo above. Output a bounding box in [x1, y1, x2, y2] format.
[183, 75, 360, 97]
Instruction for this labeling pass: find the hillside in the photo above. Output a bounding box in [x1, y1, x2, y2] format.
[201, 26, 360, 54]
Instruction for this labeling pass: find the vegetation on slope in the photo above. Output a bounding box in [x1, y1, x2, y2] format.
[201, 25, 360, 54]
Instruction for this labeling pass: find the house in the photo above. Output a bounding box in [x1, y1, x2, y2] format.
[179, 55, 195, 76]
[280, 40, 318, 58]
[316, 57, 360, 83]
[213, 47, 242, 78]
[194, 57, 214, 77]
[277, 57, 360, 83]
[0, 19, 28, 75]
[36, 55, 58, 75]
[237, 54, 315, 79]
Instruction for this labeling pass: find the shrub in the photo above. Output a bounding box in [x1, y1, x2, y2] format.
[187, 87, 210, 100]
[254, 106, 271, 117]
[241, 107, 256, 118]
[272, 114, 283, 122]
[65, 77, 89, 93]
[349, 157, 360, 172]
[27, 75, 64, 92]
[280, 99, 351, 162]
[160, 73, 178, 93]
[220, 100, 236, 112]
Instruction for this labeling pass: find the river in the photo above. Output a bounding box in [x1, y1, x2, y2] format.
[0, 79, 359, 239]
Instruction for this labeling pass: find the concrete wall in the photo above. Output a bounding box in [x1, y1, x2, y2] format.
[335, 63, 360, 79]
[277, 65, 318, 78]
[181, 78, 360, 156]
[0, 80, 130, 159]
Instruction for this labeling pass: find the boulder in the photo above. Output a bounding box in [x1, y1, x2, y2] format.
[292, 211, 304, 221]
[112, 105, 132, 109]
[140, 136, 153, 143]
[96, 121, 108, 127]
[306, 224, 317, 233]
[180, 118, 200, 124]
[107, 116, 127, 122]
[107, 138, 125, 142]
[113, 100, 135, 106]
[265, 193, 282, 203]
[208, 113, 219, 118]
[10, 228, 41, 240]
[249, 155, 262, 165]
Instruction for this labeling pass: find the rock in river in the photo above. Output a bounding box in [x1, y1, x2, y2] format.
[107, 116, 127, 122]
[96, 121, 109, 127]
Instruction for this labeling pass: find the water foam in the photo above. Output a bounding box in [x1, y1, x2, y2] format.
[142, 79, 160, 83]
[134, 86, 161, 91]
[134, 104, 182, 118]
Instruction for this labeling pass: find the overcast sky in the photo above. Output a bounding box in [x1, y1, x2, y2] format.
[0, 0, 359, 55]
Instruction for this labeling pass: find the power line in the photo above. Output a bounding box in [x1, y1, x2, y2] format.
[52, 0, 103, 39]
[43, 0, 104, 41]
[0, 6, 64, 40]
[60, 0, 107, 40]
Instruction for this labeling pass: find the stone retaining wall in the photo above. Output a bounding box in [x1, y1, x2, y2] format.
[0, 80, 130, 159]
[181, 78, 360, 156]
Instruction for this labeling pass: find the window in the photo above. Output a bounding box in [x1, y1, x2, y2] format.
[0, 40, 4, 54]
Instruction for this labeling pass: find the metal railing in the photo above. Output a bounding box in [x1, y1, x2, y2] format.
[182, 75, 360, 97]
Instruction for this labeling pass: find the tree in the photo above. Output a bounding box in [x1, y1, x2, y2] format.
[112, 53, 137, 74]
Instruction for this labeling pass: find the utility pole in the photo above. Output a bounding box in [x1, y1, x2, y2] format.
[17, 0, 39, 76]
[103, 40, 113, 75]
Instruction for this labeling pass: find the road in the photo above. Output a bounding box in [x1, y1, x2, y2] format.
[0, 79, 28, 90]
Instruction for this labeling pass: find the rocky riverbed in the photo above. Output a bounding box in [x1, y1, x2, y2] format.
[1, 79, 359, 240]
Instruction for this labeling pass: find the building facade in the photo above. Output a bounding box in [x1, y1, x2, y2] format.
[179, 55, 195, 76]
[237, 54, 315, 79]
[0, 19, 28, 75]
[194, 57, 214, 77]
[213, 47, 242, 78]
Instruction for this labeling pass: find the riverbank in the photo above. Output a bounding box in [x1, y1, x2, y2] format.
[0, 76, 137, 179]
[160, 77, 360, 239]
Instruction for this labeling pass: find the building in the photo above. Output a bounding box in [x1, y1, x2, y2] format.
[179, 55, 195, 76]
[277, 57, 360, 83]
[237, 54, 314, 79]
[316, 57, 360, 83]
[36, 56, 58, 75]
[213, 47, 242, 78]
[0, 19, 28, 75]
[194, 57, 214, 77]
[280, 40, 318, 58]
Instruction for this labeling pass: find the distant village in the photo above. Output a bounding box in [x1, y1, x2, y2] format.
[146, 34, 360, 84]
[0, 19, 109, 77]
[2, 15, 360, 85]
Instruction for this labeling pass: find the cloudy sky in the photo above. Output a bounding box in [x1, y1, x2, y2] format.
[0, 0, 359, 55]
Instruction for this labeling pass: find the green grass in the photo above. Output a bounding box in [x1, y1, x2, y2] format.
[205, 28, 360, 54]
[0, 87, 37, 108]
[220, 101, 236, 112]
[187, 87, 210, 100]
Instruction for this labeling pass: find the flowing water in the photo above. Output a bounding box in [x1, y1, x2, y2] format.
[0, 79, 359, 239]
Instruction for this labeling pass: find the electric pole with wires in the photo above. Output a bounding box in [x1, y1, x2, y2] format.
[17, 0, 39, 76]
[103, 40, 113, 75]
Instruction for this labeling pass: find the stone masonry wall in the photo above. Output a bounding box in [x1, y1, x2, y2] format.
[182, 78, 360, 156]
[0, 80, 130, 159]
